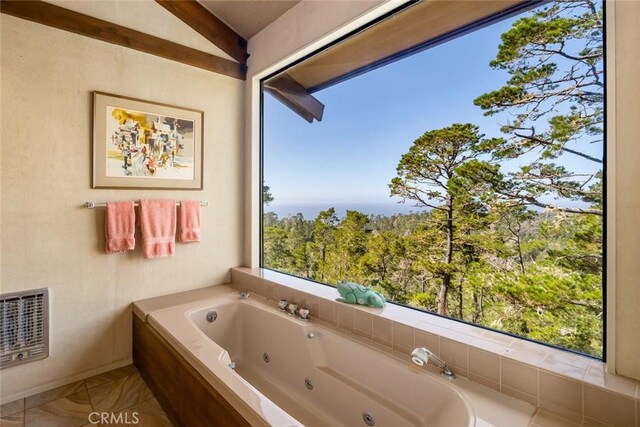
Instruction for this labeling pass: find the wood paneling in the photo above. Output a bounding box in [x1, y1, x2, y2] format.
[133, 316, 252, 427]
[156, 0, 248, 65]
[0, 0, 245, 80]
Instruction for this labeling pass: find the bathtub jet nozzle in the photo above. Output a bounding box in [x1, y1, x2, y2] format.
[411, 347, 456, 379]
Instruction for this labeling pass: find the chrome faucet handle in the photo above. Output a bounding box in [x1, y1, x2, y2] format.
[298, 308, 310, 321]
[278, 299, 288, 310]
[240, 291, 250, 299]
[287, 303, 298, 316]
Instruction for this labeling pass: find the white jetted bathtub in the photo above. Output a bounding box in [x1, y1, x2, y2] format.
[144, 290, 534, 426]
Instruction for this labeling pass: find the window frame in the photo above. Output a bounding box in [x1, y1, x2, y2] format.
[257, 0, 608, 361]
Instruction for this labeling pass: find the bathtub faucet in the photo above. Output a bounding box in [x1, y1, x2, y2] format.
[411, 347, 456, 379]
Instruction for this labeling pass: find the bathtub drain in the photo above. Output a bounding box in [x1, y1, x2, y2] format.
[206, 311, 217, 323]
[263, 352, 271, 363]
[362, 411, 375, 426]
[304, 378, 314, 390]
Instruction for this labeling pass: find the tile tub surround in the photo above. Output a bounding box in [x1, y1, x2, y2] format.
[0, 365, 171, 426]
[231, 267, 640, 426]
[136, 284, 537, 427]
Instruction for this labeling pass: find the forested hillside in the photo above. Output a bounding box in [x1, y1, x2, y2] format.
[262, 0, 603, 357]
[263, 207, 602, 356]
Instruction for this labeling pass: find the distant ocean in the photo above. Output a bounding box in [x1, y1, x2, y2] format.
[265, 202, 427, 219]
[265, 197, 593, 220]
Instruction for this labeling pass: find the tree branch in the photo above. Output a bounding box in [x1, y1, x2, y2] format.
[512, 132, 603, 163]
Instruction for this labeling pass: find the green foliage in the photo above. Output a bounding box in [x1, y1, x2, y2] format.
[263, 183, 274, 205]
[473, 0, 604, 215]
[261, 0, 603, 358]
[262, 204, 602, 356]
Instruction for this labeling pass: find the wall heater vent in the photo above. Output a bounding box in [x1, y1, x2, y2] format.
[0, 288, 49, 369]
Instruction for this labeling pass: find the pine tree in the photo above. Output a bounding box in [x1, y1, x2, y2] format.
[390, 123, 499, 315]
[473, 0, 603, 215]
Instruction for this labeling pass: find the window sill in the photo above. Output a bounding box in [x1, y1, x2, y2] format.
[231, 267, 639, 412]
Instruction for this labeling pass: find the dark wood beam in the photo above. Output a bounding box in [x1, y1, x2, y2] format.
[0, 0, 245, 80]
[264, 88, 315, 123]
[264, 74, 325, 123]
[155, 0, 248, 65]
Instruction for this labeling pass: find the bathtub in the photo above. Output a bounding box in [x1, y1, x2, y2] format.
[143, 290, 534, 426]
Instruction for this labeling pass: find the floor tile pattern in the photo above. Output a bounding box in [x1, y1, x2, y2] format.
[1, 365, 172, 427]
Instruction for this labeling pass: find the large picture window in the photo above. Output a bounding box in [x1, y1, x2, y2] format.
[261, 0, 605, 358]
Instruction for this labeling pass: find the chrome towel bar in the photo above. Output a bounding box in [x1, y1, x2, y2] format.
[84, 201, 208, 209]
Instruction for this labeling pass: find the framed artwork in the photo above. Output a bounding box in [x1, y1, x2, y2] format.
[92, 91, 204, 189]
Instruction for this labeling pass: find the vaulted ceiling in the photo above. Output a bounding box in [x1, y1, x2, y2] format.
[199, 0, 301, 40]
[0, 0, 302, 81]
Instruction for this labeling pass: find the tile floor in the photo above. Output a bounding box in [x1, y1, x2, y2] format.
[0, 365, 172, 427]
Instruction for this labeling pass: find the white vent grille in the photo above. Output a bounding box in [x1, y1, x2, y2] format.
[0, 288, 48, 368]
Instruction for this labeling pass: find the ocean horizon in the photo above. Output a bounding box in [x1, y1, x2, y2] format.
[264, 202, 428, 219]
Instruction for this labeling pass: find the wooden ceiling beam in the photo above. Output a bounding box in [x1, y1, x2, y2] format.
[0, 0, 245, 80]
[156, 0, 248, 65]
[264, 74, 325, 123]
[264, 88, 315, 123]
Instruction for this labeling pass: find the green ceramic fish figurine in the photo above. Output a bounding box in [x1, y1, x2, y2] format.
[336, 281, 386, 308]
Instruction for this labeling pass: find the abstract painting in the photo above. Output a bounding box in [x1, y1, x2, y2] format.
[93, 92, 203, 189]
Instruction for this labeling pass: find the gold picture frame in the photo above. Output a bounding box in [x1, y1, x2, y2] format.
[92, 91, 203, 189]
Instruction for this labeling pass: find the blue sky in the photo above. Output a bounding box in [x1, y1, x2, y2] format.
[263, 4, 603, 218]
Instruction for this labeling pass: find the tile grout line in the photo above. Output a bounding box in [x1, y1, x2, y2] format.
[499, 356, 503, 393]
[464, 344, 469, 378]
[580, 382, 584, 425]
[529, 407, 540, 426]
[411, 327, 415, 353]
[84, 380, 95, 413]
[535, 366, 540, 408]
[351, 307, 355, 332]
[390, 319, 394, 351]
[536, 367, 540, 408]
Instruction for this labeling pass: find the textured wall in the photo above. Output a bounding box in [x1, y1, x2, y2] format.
[0, 5, 244, 400]
[614, 0, 640, 381]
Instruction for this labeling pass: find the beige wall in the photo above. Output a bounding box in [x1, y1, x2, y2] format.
[0, 4, 244, 401]
[613, 0, 640, 380]
[243, 0, 388, 267]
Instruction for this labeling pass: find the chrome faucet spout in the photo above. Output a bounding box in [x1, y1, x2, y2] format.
[426, 352, 448, 370]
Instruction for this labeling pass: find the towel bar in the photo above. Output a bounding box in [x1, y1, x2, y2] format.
[84, 201, 208, 209]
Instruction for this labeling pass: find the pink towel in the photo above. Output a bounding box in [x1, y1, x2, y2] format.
[138, 199, 176, 259]
[179, 201, 201, 243]
[105, 201, 135, 254]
